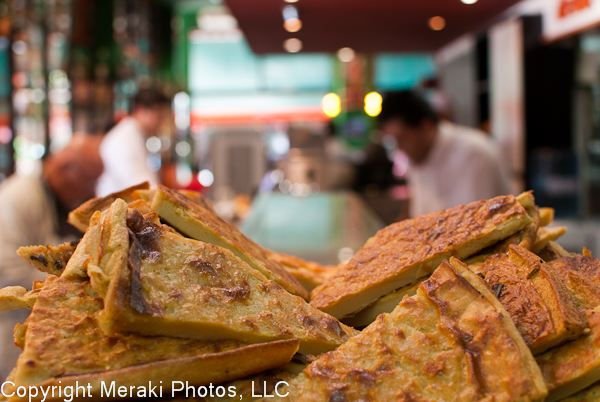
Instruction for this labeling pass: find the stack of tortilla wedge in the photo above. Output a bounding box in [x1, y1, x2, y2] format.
[3, 184, 600, 401]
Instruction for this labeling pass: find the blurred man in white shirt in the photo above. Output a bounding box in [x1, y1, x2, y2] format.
[96, 88, 169, 196]
[378, 91, 511, 218]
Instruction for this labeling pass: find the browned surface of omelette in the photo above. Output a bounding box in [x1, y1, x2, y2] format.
[11, 275, 247, 386]
[152, 185, 308, 299]
[272, 260, 547, 402]
[548, 254, 600, 310]
[16, 241, 77, 276]
[481, 245, 585, 354]
[536, 309, 600, 401]
[310, 194, 531, 318]
[93, 200, 357, 355]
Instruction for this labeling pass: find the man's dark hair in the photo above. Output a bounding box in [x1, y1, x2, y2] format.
[377, 90, 439, 128]
[133, 88, 170, 110]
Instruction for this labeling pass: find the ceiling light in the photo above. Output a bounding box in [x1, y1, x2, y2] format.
[284, 18, 302, 32]
[284, 0, 298, 3]
[337, 47, 355, 63]
[322, 93, 341, 118]
[461, 0, 477, 3]
[283, 38, 302, 53]
[428, 16, 446, 31]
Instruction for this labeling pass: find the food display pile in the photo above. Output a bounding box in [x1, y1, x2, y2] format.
[1, 183, 600, 402]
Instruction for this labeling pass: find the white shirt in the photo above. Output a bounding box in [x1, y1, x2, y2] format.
[408, 121, 512, 218]
[96, 117, 159, 196]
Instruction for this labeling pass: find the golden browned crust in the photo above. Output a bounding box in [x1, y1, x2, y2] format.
[548, 254, 600, 310]
[91, 200, 357, 355]
[536, 308, 600, 402]
[310, 194, 532, 318]
[480, 245, 585, 354]
[151, 184, 309, 299]
[276, 259, 547, 401]
[264, 249, 337, 292]
[16, 241, 77, 276]
[67, 182, 150, 232]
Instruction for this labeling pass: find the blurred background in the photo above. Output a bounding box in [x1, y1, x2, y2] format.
[0, 0, 599, 262]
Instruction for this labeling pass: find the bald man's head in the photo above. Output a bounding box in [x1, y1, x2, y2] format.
[43, 135, 103, 210]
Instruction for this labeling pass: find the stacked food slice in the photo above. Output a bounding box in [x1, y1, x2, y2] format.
[151, 185, 309, 299]
[479, 244, 585, 354]
[529, 251, 600, 401]
[2, 275, 298, 401]
[536, 306, 600, 402]
[547, 250, 600, 310]
[311, 193, 533, 321]
[0, 185, 357, 401]
[266, 259, 548, 401]
[6, 184, 600, 402]
[89, 199, 357, 355]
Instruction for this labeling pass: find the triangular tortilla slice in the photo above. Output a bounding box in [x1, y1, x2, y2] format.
[536, 307, 600, 402]
[310, 194, 533, 319]
[270, 258, 547, 401]
[343, 194, 541, 329]
[89, 199, 357, 355]
[16, 241, 77, 276]
[480, 245, 585, 354]
[547, 252, 600, 310]
[67, 182, 150, 232]
[3, 275, 299, 402]
[151, 185, 309, 299]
